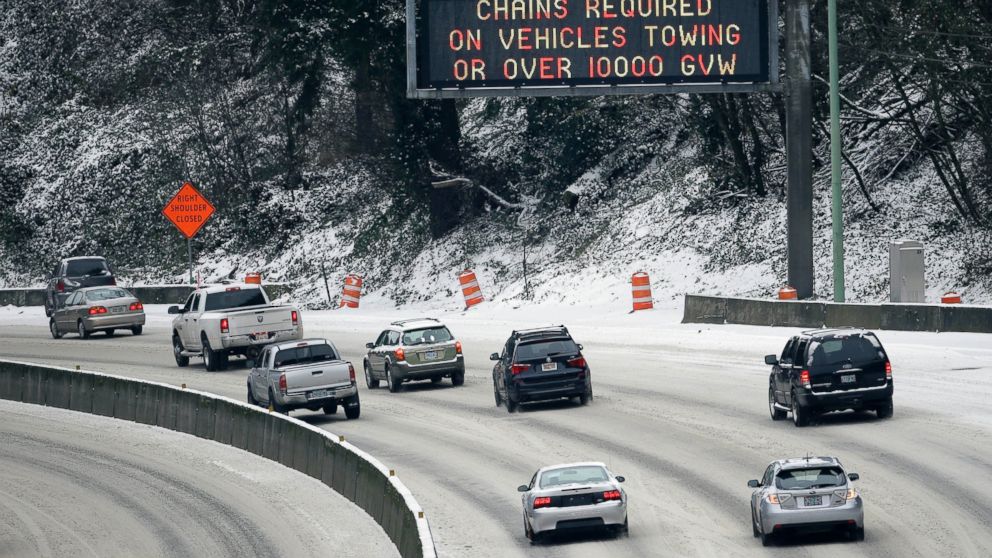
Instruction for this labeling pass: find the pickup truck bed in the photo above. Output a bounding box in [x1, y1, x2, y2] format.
[248, 338, 360, 418]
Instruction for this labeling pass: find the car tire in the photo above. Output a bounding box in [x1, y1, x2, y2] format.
[494, 380, 503, 407]
[452, 372, 465, 386]
[50, 319, 63, 340]
[364, 362, 380, 389]
[855, 526, 865, 541]
[344, 394, 360, 420]
[269, 389, 288, 414]
[247, 382, 259, 406]
[525, 517, 541, 544]
[203, 337, 228, 372]
[579, 385, 593, 406]
[506, 397, 519, 413]
[387, 366, 401, 393]
[791, 391, 809, 427]
[620, 517, 629, 537]
[132, 325, 143, 336]
[761, 531, 774, 547]
[77, 320, 90, 340]
[751, 507, 760, 538]
[769, 387, 787, 420]
[876, 400, 894, 419]
[323, 403, 338, 415]
[173, 334, 190, 367]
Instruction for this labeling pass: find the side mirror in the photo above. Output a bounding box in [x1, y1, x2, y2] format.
[517, 485, 529, 493]
[615, 476, 625, 483]
[764, 355, 778, 366]
[747, 479, 761, 488]
[578, 344, 584, 351]
[366, 342, 375, 349]
[168, 305, 181, 315]
[490, 353, 500, 361]
[847, 473, 859, 482]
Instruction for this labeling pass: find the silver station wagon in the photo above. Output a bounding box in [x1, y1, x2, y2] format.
[50, 286, 145, 339]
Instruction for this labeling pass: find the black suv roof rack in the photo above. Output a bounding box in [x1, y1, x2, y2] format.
[512, 325, 570, 338]
[390, 317, 441, 326]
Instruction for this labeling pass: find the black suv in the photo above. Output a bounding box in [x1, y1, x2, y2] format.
[765, 328, 894, 427]
[45, 257, 117, 317]
[491, 326, 592, 413]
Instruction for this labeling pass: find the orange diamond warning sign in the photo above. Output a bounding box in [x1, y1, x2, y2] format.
[163, 182, 215, 239]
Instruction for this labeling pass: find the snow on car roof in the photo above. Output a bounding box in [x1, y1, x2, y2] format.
[777, 457, 842, 470]
[537, 461, 609, 475]
[271, 338, 330, 351]
[195, 283, 263, 294]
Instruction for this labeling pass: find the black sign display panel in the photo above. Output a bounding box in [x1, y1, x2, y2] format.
[418, 0, 771, 91]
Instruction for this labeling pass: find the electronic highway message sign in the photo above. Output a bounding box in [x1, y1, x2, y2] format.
[408, 0, 777, 98]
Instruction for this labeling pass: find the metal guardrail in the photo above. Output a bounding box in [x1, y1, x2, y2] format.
[0, 359, 437, 558]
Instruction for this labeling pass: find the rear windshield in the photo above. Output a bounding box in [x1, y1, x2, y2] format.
[776, 467, 846, 490]
[540, 465, 609, 488]
[402, 327, 452, 345]
[274, 344, 338, 367]
[67, 259, 109, 277]
[205, 288, 266, 311]
[808, 335, 883, 367]
[515, 339, 579, 361]
[85, 288, 130, 301]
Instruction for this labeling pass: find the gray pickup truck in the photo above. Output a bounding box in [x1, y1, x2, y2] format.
[247, 338, 360, 418]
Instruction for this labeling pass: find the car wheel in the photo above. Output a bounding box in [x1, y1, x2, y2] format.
[77, 320, 90, 340]
[386, 366, 401, 393]
[323, 403, 338, 415]
[49, 319, 63, 340]
[451, 372, 465, 386]
[855, 526, 865, 541]
[494, 380, 503, 407]
[247, 382, 259, 406]
[132, 325, 143, 336]
[268, 389, 288, 414]
[751, 507, 760, 538]
[761, 531, 774, 547]
[344, 394, 361, 420]
[579, 385, 593, 405]
[791, 391, 809, 427]
[524, 516, 541, 544]
[619, 517, 629, 537]
[173, 335, 190, 367]
[364, 362, 380, 389]
[769, 387, 786, 420]
[203, 337, 229, 371]
[506, 397, 519, 413]
[876, 400, 894, 419]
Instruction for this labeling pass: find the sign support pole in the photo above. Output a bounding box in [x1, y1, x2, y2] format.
[785, 0, 815, 299]
[828, 0, 845, 302]
[187, 238, 194, 285]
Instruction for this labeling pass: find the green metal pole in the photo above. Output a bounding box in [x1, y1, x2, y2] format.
[828, 0, 845, 302]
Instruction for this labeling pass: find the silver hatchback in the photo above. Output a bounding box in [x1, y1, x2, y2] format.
[518, 462, 628, 543]
[748, 456, 864, 546]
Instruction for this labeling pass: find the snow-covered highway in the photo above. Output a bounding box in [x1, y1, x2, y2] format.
[2, 302, 991, 557]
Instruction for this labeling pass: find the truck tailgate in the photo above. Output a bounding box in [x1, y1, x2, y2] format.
[282, 361, 352, 394]
[227, 306, 295, 336]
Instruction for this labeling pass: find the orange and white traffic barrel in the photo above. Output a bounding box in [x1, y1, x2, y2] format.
[778, 286, 798, 300]
[245, 272, 262, 285]
[631, 272, 654, 312]
[340, 274, 363, 308]
[941, 291, 962, 304]
[459, 270, 484, 309]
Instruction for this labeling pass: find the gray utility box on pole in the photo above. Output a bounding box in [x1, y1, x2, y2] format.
[889, 240, 925, 303]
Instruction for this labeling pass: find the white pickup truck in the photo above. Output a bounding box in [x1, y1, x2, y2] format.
[247, 338, 360, 418]
[169, 284, 302, 371]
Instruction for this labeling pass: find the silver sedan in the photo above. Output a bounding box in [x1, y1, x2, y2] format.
[518, 462, 628, 543]
[748, 456, 864, 546]
[50, 286, 146, 339]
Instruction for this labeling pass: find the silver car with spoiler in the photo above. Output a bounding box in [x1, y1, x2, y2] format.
[518, 462, 628, 543]
[748, 456, 864, 546]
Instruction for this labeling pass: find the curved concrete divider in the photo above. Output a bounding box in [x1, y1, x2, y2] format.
[0, 359, 437, 558]
[683, 294, 992, 333]
[0, 284, 293, 307]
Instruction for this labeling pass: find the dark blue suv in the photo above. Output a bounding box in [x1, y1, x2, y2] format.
[491, 326, 592, 413]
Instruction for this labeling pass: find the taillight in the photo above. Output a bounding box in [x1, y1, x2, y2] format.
[278, 373, 287, 393]
[349, 363, 356, 384]
[220, 318, 229, 333]
[291, 310, 299, 325]
[395, 347, 405, 361]
[603, 490, 622, 501]
[88, 306, 108, 315]
[129, 302, 143, 311]
[511, 364, 529, 375]
[800, 370, 811, 389]
[57, 280, 65, 293]
[885, 361, 892, 380]
[455, 340, 462, 354]
[533, 497, 552, 509]
[567, 356, 586, 369]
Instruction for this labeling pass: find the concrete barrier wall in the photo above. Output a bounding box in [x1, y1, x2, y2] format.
[684, 294, 992, 333]
[0, 284, 293, 307]
[0, 359, 436, 558]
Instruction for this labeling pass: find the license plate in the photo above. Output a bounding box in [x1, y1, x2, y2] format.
[112, 306, 124, 313]
[841, 374, 857, 384]
[423, 351, 439, 361]
[541, 362, 558, 372]
[307, 389, 332, 400]
[804, 495, 822, 506]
